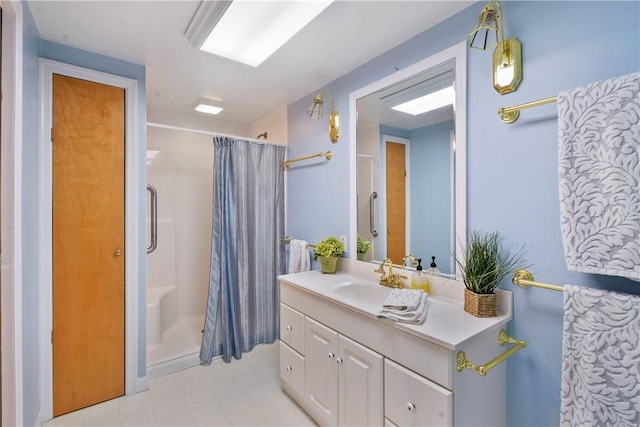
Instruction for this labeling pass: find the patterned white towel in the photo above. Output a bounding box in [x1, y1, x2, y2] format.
[560, 285, 640, 427]
[378, 292, 428, 324]
[558, 72, 640, 280]
[288, 239, 310, 274]
[382, 288, 423, 311]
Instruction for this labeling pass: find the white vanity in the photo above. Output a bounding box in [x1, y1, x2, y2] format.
[277, 259, 512, 426]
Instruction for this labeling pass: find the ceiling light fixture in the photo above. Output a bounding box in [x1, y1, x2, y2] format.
[467, 0, 522, 94]
[194, 100, 224, 115]
[185, 0, 334, 67]
[391, 86, 455, 116]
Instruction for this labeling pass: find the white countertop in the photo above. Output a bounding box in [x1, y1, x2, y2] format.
[278, 262, 512, 350]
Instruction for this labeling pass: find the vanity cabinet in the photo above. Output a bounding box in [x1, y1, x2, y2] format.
[304, 317, 383, 426]
[279, 270, 510, 426]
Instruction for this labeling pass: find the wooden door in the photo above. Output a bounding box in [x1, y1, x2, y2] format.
[52, 74, 125, 416]
[386, 141, 406, 264]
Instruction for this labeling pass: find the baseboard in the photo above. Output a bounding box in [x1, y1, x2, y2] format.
[146, 352, 201, 380]
[135, 376, 149, 394]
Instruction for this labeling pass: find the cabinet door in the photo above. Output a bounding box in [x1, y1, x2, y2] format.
[280, 341, 305, 398]
[384, 359, 452, 426]
[305, 317, 339, 427]
[280, 303, 305, 354]
[338, 335, 383, 427]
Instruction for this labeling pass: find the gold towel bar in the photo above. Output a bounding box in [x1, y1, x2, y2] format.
[280, 236, 316, 248]
[512, 269, 563, 292]
[498, 96, 557, 124]
[282, 151, 332, 169]
[457, 330, 527, 376]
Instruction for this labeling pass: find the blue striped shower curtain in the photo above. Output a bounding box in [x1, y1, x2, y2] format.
[200, 135, 286, 363]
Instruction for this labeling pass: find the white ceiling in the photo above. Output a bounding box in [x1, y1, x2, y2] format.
[30, 1, 474, 127]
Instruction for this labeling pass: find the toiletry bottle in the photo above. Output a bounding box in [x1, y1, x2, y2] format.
[411, 259, 430, 293]
[426, 256, 441, 277]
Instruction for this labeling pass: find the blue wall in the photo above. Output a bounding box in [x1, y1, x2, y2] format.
[21, 4, 42, 426]
[20, 4, 147, 423]
[287, 2, 640, 425]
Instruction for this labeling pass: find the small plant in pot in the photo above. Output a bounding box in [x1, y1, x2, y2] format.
[356, 236, 372, 261]
[313, 236, 345, 274]
[455, 230, 528, 317]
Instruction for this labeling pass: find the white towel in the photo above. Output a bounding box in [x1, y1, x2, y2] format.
[560, 285, 640, 427]
[288, 239, 310, 274]
[382, 288, 423, 311]
[378, 291, 428, 324]
[558, 72, 640, 280]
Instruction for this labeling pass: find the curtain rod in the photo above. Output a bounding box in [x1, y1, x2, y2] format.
[146, 122, 286, 146]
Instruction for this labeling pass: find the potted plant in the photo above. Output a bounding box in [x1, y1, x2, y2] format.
[313, 236, 345, 274]
[455, 230, 528, 317]
[356, 236, 372, 261]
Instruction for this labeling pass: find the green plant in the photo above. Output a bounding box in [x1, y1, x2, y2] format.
[455, 230, 528, 294]
[313, 236, 345, 261]
[357, 236, 372, 254]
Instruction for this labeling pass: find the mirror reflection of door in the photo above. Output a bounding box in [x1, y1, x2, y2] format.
[385, 139, 407, 264]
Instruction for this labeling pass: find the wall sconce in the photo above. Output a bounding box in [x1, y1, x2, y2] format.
[468, 0, 522, 95]
[307, 89, 340, 143]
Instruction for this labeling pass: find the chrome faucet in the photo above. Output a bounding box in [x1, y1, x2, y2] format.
[375, 258, 406, 288]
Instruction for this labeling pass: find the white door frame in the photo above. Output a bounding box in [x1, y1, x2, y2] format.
[39, 59, 141, 420]
[1, 1, 24, 425]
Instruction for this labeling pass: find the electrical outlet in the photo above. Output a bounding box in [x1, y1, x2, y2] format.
[340, 235, 347, 248]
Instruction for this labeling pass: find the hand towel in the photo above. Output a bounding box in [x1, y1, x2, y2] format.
[560, 285, 640, 427]
[558, 72, 640, 280]
[377, 292, 428, 324]
[288, 239, 310, 274]
[382, 288, 424, 311]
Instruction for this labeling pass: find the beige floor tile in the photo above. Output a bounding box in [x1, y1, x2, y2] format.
[189, 400, 226, 426]
[83, 399, 121, 426]
[219, 390, 252, 417]
[160, 410, 195, 426]
[43, 410, 85, 426]
[118, 392, 153, 416]
[119, 407, 157, 427]
[183, 388, 216, 411]
[254, 395, 295, 421]
[227, 406, 269, 426]
[153, 397, 189, 422]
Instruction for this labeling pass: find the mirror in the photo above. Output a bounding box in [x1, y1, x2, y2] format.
[349, 42, 466, 278]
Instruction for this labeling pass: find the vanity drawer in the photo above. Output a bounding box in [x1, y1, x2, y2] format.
[280, 341, 305, 398]
[384, 359, 452, 427]
[280, 303, 305, 354]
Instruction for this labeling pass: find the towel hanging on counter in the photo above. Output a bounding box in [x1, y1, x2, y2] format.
[560, 284, 640, 427]
[288, 239, 310, 274]
[558, 71, 640, 280]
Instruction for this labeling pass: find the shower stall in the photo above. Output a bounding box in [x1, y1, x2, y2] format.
[146, 124, 213, 379]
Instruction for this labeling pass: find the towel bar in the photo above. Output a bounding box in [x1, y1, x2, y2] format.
[512, 269, 563, 292]
[281, 236, 316, 248]
[456, 329, 526, 376]
[282, 151, 332, 168]
[498, 96, 557, 124]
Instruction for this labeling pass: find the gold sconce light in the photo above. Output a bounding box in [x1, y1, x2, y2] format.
[307, 89, 340, 143]
[468, 0, 522, 95]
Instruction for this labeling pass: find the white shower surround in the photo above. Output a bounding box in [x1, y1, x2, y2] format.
[146, 125, 214, 378]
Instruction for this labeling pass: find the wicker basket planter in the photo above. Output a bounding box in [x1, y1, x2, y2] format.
[464, 288, 497, 317]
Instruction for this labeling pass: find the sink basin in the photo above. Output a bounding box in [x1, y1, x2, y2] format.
[331, 282, 391, 306]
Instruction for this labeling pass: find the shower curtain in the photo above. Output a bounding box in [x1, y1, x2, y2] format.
[200, 135, 286, 363]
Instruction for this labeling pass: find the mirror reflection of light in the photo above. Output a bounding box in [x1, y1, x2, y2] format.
[391, 86, 455, 116]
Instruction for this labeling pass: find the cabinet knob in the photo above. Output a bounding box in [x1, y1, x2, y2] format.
[407, 403, 416, 412]
[336, 357, 343, 364]
[286, 325, 293, 330]
[286, 366, 292, 371]
[328, 352, 334, 359]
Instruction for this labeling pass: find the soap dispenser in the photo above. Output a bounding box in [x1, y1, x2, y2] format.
[426, 256, 441, 277]
[411, 259, 430, 293]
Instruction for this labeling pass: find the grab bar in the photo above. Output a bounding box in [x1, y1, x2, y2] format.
[369, 191, 378, 237]
[147, 184, 157, 254]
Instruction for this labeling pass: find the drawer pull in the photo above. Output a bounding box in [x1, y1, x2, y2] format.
[286, 366, 292, 371]
[407, 403, 416, 412]
[328, 352, 335, 359]
[336, 357, 343, 364]
[286, 325, 293, 330]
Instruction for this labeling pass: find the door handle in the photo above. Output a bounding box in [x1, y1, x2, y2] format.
[147, 184, 158, 254]
[114, 249, 122, 256]
[370, 191, 378, 237]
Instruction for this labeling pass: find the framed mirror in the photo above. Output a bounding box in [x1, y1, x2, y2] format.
[349, 42, 466, 278]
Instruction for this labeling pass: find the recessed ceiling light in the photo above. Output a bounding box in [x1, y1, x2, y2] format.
[185, 0, 334, 67]
[391, 86, 455, 116]
[194, 100, 224, 115]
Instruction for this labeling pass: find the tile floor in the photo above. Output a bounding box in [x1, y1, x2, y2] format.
[44, 342, 317, 426]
